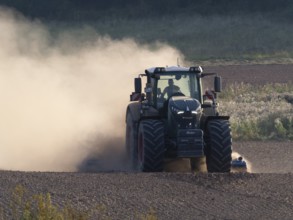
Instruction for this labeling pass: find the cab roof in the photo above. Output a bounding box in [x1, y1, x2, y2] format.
[145, 66, 203, 74]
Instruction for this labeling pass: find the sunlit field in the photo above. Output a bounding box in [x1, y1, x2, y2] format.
[219, 82, 293, 140]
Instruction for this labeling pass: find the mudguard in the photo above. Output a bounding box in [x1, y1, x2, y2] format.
[126, 102, 141, 123]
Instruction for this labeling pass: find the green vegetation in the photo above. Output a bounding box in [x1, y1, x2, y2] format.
[138, 209, 158, 220]
[1, 0, 293, 62]
[2, 185, 158, 220]
[6, 185, 94, 219]
[219, 82, 293, 140]
[84, 14, 293, 62]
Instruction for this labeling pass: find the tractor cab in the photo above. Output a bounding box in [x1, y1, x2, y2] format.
[130, 66, 222, 113]
[152, 69, 202, 111]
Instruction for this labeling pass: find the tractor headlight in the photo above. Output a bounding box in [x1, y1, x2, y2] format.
[171, 106, 184, 115]
[172, 106, 201, 115]
[191, 106, 201, 115]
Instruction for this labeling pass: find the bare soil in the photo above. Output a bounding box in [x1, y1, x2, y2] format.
[1, 141, 293, 220]
[0, 64, 292, 219]
[205, 64, 293, 86]
[233, 141, 293, 173]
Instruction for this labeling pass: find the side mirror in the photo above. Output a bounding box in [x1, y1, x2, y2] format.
[134, 78, 142, 93]
[214, 76, 222, 93]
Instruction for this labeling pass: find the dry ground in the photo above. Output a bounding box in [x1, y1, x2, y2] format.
[0, 64, 292, 219]
[0, 142, 292, 219]
[205, 64, 293, 85]
[1, 141, 293, 220]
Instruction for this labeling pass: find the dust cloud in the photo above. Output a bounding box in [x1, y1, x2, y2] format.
[0, 7, 184, 171]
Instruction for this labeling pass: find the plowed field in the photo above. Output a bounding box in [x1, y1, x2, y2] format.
[0, 64, 292, 219]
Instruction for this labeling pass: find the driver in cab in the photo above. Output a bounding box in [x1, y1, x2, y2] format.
[162, 79, 181, 98]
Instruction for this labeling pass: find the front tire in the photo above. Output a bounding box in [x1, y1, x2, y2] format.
[205, 120, 232, 172]
[137, 120, 165, 172]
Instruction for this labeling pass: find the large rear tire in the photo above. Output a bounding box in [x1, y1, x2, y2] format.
[137, 120, 165, 172]
[205, 120, 232, 172]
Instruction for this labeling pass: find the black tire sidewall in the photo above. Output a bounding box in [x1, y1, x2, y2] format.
[205, 120, 232, 173]
[137, 120, 165, 172]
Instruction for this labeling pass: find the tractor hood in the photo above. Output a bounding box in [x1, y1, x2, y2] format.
[169, 96, 201, 113]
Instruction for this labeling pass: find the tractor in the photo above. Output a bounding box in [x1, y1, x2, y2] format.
[126, 66, 235, 172]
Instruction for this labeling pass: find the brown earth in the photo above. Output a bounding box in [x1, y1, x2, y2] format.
[205, 64, 293, 86]
[0, 64, 292, 219]
[233, 141, 293, 174]
[1, 140, 293, 220]
[0, 169, 293, 219]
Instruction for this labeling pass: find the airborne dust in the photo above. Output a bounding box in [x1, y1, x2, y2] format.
[0, 7, 184, 171]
